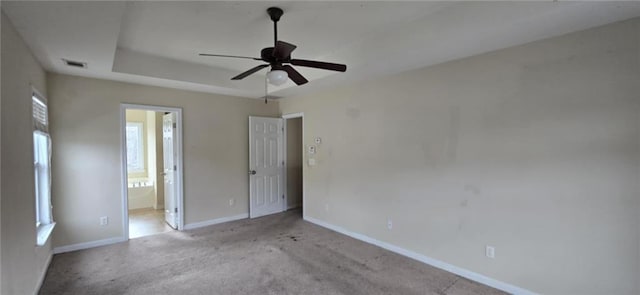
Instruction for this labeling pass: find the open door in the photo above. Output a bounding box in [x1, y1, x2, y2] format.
[249, 116, 284, 218]
[163, 113, 178, 229]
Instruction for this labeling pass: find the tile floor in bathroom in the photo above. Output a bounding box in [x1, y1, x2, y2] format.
[128, 208, 173, 239]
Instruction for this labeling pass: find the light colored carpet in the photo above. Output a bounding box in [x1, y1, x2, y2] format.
[40, 210, 506, 295]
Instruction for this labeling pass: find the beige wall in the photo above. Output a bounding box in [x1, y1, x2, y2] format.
[279, 18, 640, 294]
[286, 118, 303, 209]
[48, 74, 279, 247]
[1, 12, 52, 294]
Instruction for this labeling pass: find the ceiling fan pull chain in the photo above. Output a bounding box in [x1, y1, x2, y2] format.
[264, 75, 268, 104]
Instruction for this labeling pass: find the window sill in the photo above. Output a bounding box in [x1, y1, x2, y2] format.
[36, 222, 56, 246]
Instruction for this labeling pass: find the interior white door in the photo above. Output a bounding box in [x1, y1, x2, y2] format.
[249, 116, 284, 218]
[163, 113, 178, 229]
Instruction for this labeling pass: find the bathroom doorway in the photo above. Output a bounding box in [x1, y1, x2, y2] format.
[121, 104, 184, 239]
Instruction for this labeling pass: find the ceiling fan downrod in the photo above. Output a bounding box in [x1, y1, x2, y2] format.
[267, 7, 283, 48]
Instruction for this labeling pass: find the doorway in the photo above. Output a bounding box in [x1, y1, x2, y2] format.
[248, 114, 304, 219]
[120, 104, 184, 239]
[283, 113, 304, 217]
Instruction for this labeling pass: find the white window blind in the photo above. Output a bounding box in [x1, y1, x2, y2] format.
[32, 92, 55, 245]
[34, 131, 52, 227]
[33, 96, 48, 132]
[126, 122, 145, 172]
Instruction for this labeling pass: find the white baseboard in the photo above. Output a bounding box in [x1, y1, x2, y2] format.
[304, 216, 536, 295]
[34, 251, 53, 295]
[53, 236, 127, 254]
[183, 213, 248, 230]
[52, 213, 249, 254]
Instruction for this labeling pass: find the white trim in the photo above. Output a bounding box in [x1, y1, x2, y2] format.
[36, 222, 56, 246]
[282, 112, 304, 119]
[33, 250, 53, 295]
[248, 118, 252, 217]
[120, 105, 128, 240]
[183, 213, 249, 230]
[282, 112, 305, 218]
[53, 236, 127, 254]
[282, 119, 287, 212]
[304, 216, 537, 295]
[120, 103, 185, 242]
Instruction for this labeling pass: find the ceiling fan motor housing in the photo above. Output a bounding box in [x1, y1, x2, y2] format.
[261, 48, 274, 62]
[261, 47, 290, 64]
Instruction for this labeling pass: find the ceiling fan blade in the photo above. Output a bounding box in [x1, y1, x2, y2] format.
[231, 64, 270, 80]
[290, 59, 346, 72]
[199, 53, 263, 61]
[283, 65, 308, 85]
[272, 41, 297, 59]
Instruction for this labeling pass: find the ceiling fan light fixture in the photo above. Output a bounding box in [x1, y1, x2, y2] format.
[267, 69, 288, 86]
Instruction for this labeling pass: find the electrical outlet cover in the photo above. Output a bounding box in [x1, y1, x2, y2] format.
[486, 246, 495, 258]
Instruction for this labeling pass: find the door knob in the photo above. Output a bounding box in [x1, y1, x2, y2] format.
[249, 170, 256, 175]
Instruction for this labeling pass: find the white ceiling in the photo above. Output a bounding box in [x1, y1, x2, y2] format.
[3, 1, 640, 99]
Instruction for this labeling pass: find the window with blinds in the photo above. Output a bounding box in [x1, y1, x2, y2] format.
[126, 122, 145, 172]
[33, 96, 48, 132]
[32, 92, 55, 246]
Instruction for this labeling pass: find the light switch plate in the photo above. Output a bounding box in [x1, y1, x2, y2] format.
[486, 246, 495, 258]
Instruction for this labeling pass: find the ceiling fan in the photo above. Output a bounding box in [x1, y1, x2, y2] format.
[199, 7, 347, 86]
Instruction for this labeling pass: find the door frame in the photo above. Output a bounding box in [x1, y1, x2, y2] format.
[119, 103, 185, 240]
[282, 112, 306, 219]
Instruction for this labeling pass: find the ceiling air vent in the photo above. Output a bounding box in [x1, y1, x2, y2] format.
[62, 58, 87, 69]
